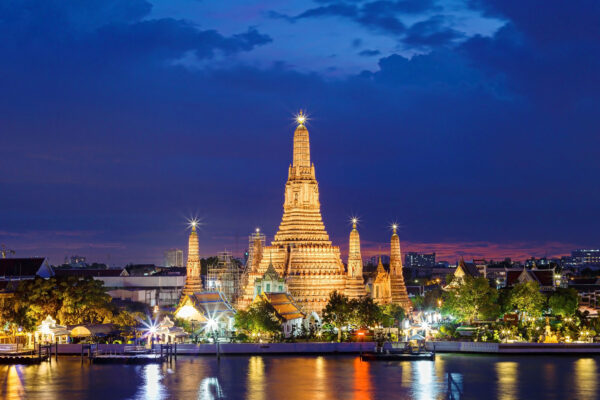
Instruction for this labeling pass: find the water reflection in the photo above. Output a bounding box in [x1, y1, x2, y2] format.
[2, 365, 25, 400]
[575, 358, 597, 400]
[199, 377, 224, 400]
[134, 364, 165, 400]
[352, 358, 371, 400]
[413, 361, 437, 400]
[496, 362, 518, 400]
[313, 356, 328, 400]
[0, 355, 598, 399]
[247, 356, 265, 400]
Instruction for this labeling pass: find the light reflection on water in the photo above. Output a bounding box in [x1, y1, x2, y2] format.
[496, 361, 518, 400]
[247, 356, 264, 400]
[0, 354, 597, 399]
[575, 358, 597, 400]
[133, 364, 165, 400]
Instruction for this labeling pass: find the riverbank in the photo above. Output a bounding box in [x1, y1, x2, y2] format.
[39, 341, 600, 356]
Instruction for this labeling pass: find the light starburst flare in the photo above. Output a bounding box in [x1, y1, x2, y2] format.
[295, 110, 308, 126]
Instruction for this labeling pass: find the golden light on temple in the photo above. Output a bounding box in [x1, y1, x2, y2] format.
[351, 217, 358, 228]
[295, 110, 307, 126]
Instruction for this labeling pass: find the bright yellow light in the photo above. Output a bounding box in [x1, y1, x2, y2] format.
[188, 218, 200, 230]
[295, 110, 307, 126]
[176, 305, 197, 320]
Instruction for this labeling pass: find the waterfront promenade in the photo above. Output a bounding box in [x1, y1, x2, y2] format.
[42, 341, 600, 356]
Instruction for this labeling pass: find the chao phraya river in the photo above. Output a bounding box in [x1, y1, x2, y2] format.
[0, 354, 598, 399]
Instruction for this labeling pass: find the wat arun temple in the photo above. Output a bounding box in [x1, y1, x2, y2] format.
[233, 113, 412, 314]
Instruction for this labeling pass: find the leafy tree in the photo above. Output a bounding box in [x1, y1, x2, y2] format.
[234, 300, 281, 338]
[321, 291, 354, 342]
[423, 287, 443, 310]
[508, 282, 546, 320]
[351, 296, 382, 328]
[57, 277, 113, 325]
[1, 276, 117, 330]
[442, 276, 500, 323]
[380, 304, 405, 328]
[411, 295, 425, 311]
[548, 288, 579, 317]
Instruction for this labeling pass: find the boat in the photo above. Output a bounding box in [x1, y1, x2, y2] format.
[360, 338, 435, 361]
[360, 351, 435, 361]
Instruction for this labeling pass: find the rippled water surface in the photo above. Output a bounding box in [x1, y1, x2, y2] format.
[0, 354, 598, 399]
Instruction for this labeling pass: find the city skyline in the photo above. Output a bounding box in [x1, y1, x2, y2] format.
[2, 0, 599, 265]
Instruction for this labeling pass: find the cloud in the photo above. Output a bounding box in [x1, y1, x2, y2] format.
[0, 0, 272, 67]
[404, 15, 464, 47]
[1, 0, 599, 266]
[359, 49, 381, 56]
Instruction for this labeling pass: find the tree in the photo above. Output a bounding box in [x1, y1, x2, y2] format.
[508, 282, 546, 320]
[234, 300, 281, 338]
[423, 287, 443, 310]
[0, 276, 116, 330]
[321, 291, 354, 342]
[351, 296, 382, 328]
[57, 277, 113, 325]
[411, 295, 424, 311]
[442, 276, 500, 323]
[548, 288, 579, 317]
[380, 304, 405, 328]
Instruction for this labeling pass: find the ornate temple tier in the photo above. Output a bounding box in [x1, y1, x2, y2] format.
[238, 115, 347, 314]
[345, 220, 367, 299]
[389, 226, 411, 310]
[181, 223, 202, 296]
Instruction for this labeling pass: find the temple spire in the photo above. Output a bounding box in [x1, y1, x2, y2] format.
[347, 218, 363, 278]
[389, 223, 411, 310]
[182, 219, 202, 296]
[390, 224, 402, 276]
[293, 110, 311, 168]
[345, 218, 367, 299]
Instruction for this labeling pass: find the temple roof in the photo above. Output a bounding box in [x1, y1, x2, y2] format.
[186, 291, 235, 317]
[456, 258, 480, 278]
[260, 292, 305, 321]
[506, 269, 554, 287]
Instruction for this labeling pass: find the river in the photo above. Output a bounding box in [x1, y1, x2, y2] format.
[0, 354, 597, 399]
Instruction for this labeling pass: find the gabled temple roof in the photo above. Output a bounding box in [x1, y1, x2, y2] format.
[259, 292, 305, 321]
[506, 269, 554, 287]
[185, 291, 235, 318]
[456, 259, 480, 278]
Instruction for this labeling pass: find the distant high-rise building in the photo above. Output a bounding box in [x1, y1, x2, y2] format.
[572, 249, 600, 265]
[164, 249, 184, 267]
[404, 252, 436, 268]
[369, 255, 390, 266]
[64, 255, 86, 267]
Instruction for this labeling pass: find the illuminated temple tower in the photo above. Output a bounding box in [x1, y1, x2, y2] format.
[372, 257, 391, 304]
[344, 219, 367, 299]
[181, 221, 203, 296]
[389, 225, 411, 310]
[238, 112, 347, 314]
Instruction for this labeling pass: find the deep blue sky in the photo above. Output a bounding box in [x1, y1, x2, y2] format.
[1, 0, 599, 266]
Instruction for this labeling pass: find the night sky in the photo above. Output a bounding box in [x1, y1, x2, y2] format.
[1, 0, 599, 266]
